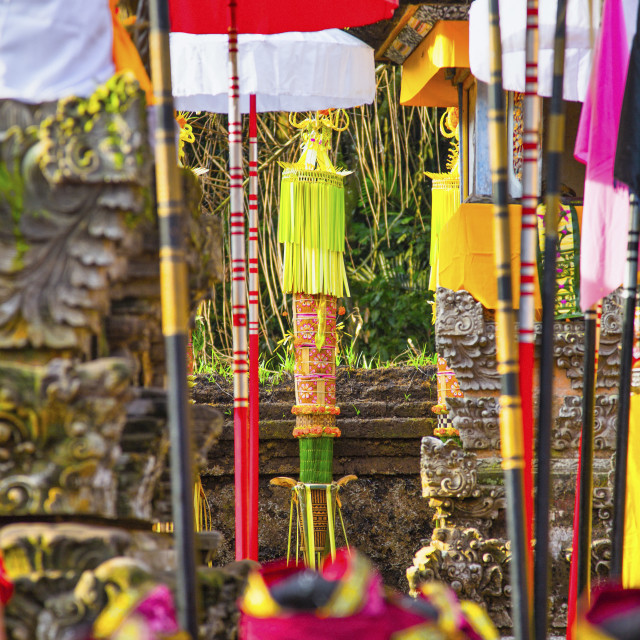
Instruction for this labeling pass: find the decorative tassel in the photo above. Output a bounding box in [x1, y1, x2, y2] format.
[278, 112, 351, 298]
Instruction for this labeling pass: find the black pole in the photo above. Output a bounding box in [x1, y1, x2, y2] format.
[534, 0, 566, 638]
[458, 82, 464, 203]
[611, 192, 640, 579]
[487, 1, 532, 638]
[577, 306, 597, 596]
[148, 0, 199, 635]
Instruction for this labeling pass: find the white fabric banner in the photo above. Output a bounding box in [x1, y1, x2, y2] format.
[0, 0, 114, 103]
[469, 0, 614, 102]
[170, 29, 376, 114]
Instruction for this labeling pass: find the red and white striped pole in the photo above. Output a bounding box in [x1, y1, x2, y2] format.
[228, 0, 249, 561]
[518, 0, 540, 570]
[248, 93, 260, 561]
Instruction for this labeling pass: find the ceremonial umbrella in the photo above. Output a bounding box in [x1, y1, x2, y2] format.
[148, 0, 396, 633]
[169, 27, 375, 563]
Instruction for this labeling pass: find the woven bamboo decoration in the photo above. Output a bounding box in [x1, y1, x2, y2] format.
[272, 111, 354, 568]
[279, 112, 349, 488]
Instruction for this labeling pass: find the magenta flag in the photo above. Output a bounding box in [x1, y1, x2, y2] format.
[575, 0, 631, 311]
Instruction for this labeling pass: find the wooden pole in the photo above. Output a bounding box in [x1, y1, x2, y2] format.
[148, 0, 199, 634]
[519, 0, 541, 570]
[487, 2, 531, 638]
[228, 0, 249, 561]
[611, 192, 640, 578]
[534, 1, 566, 637]
[248, 93, 260, 561]
[458, 82, 465, 203]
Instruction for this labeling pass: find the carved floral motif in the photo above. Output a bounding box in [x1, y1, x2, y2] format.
[554, 395, 617, 450]
[0, 74, 151, 355]
[421, 436, 480, 499]
[407, 526, 511, 629]
[448, 397, 500, 450]
[547, 290, 621, 390]
[435, 288, 499, 391]
[0, 358, 132, 517]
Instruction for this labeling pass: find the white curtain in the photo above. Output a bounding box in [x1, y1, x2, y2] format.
[170, 29, 376, 114]
[0, 0, 114, 103]
[467, 0, 640, 102]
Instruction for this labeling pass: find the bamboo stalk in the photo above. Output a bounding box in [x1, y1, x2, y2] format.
[487, 2, 531, 638]
[248, 93, 260, 561]
[534, 1, 566, 637]
[148, 0, 198, 634]
[228, 0, 249, 561]
[519, 0, 541, 570]
[611, 193, 640, 578]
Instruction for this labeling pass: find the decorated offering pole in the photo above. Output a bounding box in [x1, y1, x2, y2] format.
[518, 0, 541, 566]
[272, 110, 355, 569]
[431, 356, 463, 447]
[248, 93, 260, 561]
[227, 0, 250, 561]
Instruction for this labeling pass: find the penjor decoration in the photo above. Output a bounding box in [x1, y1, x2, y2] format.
[271, 111, 356, 569]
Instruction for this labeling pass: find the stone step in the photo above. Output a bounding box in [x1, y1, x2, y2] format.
[202, 453, 422, 477]
[212, 417, 435, 440]
[192, 365, 437, 406]
[202, 400, 435, 421]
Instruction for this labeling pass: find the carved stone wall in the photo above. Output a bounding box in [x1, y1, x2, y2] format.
[0, 73, 228, 639]
[420, 287, 621, 635]
[408, 436, 510, 628]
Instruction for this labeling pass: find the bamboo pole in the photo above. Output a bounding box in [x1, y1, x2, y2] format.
[534, 1, 566, 637]
[519, 0, 541, 568]
[487, 2, 531, 638]
[148, 0, 199, 634]
[611, 193, 640, 578]
[228, 0, 249, 561]
[248, 93, 260, 561]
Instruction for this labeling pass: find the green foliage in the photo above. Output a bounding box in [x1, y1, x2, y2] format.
[185, 65, 443, 369]
[0, 148, 28, 268]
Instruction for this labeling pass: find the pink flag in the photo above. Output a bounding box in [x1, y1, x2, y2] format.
[575, 0, 631, 311]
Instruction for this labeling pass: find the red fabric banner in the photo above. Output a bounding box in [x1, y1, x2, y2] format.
[169, 0, 398, 35]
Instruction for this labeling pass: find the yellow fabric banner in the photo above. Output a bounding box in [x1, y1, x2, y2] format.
[438, 203, 542, 309]
[624, 393, 640, 587]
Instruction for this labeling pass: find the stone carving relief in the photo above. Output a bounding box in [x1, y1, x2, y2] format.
[435, 288, 499, 392]
[554, 395, 617, 451]
[0, 523, 176, 640]
[0, 358, 131, 518]
[593, 486, 613, 531]
[421, 436, 480, 500]
[407, 527, 511, 630]
[0, 75, 151, 356]
[438, 288, 622, 394]
[549, 290, 621, 390]
[432, 487, 506, 532]
[591, 539, 611, 579]
[411, 436, 510, 628]
[448, 397, 500, 450]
